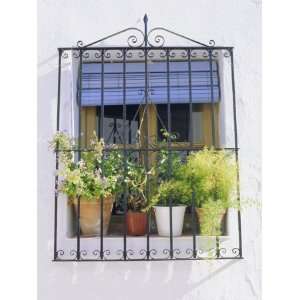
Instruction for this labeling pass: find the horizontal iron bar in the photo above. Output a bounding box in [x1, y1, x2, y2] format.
[53, 256, 243, 262]
[58, 46, 234, 51]
[55, 147, 239, 152]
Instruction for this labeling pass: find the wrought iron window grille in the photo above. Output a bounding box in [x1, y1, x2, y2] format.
[53, 14, 243, 262]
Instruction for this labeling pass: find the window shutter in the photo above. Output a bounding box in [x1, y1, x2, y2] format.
[80, 61, 220, 106]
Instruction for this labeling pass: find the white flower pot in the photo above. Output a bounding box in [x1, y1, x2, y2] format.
[153, 206, 186, 237]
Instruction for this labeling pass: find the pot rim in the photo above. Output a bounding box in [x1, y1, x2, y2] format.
[153, 205, 187, 208]
[196, 207, 227, 212]
[127, 210, 147, 215]
[71, 195, 114, 203]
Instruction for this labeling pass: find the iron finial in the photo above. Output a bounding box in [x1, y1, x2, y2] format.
[143, 14, 148, 24]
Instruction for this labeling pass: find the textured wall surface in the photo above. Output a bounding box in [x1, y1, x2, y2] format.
[38, 1, 261, 299]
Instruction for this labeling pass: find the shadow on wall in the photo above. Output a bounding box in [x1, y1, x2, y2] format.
[48, 259, 241, 300]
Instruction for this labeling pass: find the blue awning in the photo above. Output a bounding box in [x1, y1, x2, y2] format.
[80, 61, 220, 106]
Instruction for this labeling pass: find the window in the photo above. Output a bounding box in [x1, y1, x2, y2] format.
[53, 16, 242, 261]
[80, 60, 220, 148]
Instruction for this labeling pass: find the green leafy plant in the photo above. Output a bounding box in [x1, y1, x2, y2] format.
[123, 156, 154, 212]
[156, 129, 182, 182]
[181, 147, 238, 235]
[149, 178, 192, 208]
[50, 131, 120, 201]
[183, 147, 237, 208]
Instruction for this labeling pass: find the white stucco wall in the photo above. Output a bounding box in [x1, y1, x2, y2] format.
[38, 1, 261, 299]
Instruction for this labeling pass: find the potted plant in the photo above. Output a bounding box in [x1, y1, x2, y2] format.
[145, 129, 191, 237]
[183, 148, 237, 236]
[150, 178, 191, 236]
[123, 158, 154, 236]
[50, 131, 120, 236]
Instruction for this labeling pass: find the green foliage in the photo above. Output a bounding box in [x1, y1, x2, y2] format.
[182, 147, 238, 209]
[149, 179, 192, 207]
[123, 156, 154, 212]
[156, 129, 182, 182]
[198, 199, 226, 236]
[49, 131, 120, 201]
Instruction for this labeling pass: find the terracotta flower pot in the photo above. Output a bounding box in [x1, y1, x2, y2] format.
[73, 196, 113, 237]
[126, 211, 147, 236]
[196, 207, 226, 236]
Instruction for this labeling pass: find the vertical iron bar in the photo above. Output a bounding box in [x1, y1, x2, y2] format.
[188, 49, 197, 258]
[208, 49, 220, 258]
[76, 50, 83, 260]
[76, 197, 81, 260]
[78, 51, 82, 160]
[208, 49, 216, 146]
[166, 49, 173, 258]
[230, 48, 243, 258]
[191, 190, 196, 258]
[188, 50, 194, 147]
[144, 15, 151, 260]
[53, 49, 62, 260]
[122, 49, 128, 261]
[100, 50, 104, 259]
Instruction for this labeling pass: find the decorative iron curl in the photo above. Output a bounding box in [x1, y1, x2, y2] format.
[104, 50, 112, 60]
[127, 29, 145, 47]
[62, 51, 69, 59]
[185, 248, 194, 258]
[147, 27, 210, 47]
[126, 249, 135, 259]
[147, 51, 155, 58]
[92, 249, 100, 258]
[169, 50, 177, 58]
[72, 51, 80, 58]
[69, 249, 77, 258]
[219, 248, 227, 258]
[82, 51, 90, 59]
[212, 50, 220, 58]
[162, 248, 171, 259]
[197, 249, 204, 257]
[56, 249, 65, 258]
[159, 50, 167, 58]
[103, 249, 111, 260]
[191, 50, 198, 58]
[202, 50, 209, 58]
[94, 50, 103, 59]
[180, 50, 188, 58]
[115, 50, 124, 59]
[148, 29, 165, 47]
[139, 249, 147, 259]
[149, 249, 158, 259]
[126, 51, 134, 59]
[80, 250, 87, 257]
[223, 49, 231, 58]
[138, 51, 145, 58]
[173, 248, 182, 257]
[209, 40, 216, 47]
[77, 40, 84, 47]
[232, 248, 240, 257]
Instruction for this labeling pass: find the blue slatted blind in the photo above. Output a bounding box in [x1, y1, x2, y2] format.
[80, 61, 220, 106]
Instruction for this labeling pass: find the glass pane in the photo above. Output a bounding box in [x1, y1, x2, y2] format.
[156, 104, 203, 143]
[97, 105, 139, 144]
